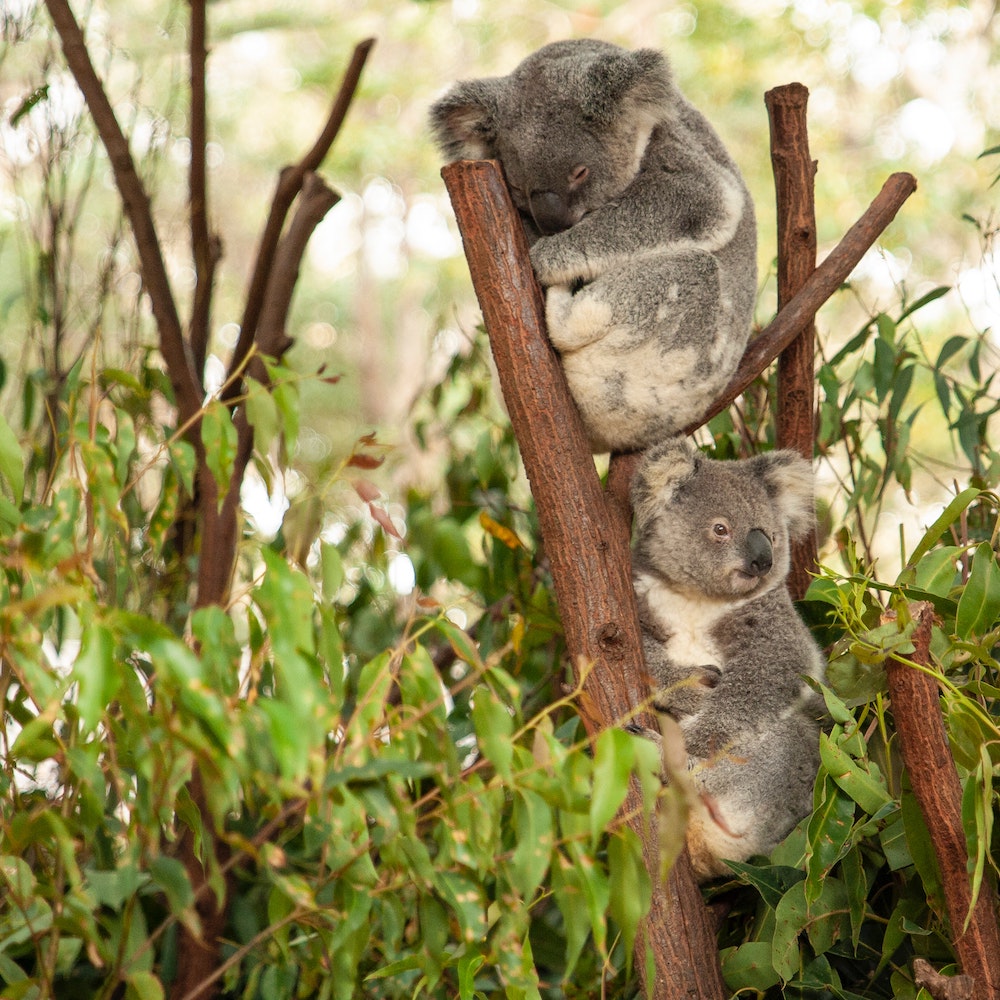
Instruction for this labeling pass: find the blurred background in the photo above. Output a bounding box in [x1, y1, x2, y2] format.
[2, 0, 998, 581]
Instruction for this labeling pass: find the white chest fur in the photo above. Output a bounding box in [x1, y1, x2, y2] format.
[634, 571, 737, 668]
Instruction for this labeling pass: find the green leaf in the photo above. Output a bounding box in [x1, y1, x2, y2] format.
[608, 826, 651, 962]
[727, 861, 805, 910]
[589, 727, 633, 846]
[244, 377, 280, 456]
[805, 774, 855, 902]
[956, 541, 1000, 639]
[720, 941, 781, 992]
[905, 488, 980, 567]
[901, 545, 962, 597]
[72, 623, 118, 730]
[200, 399, 238, 506]
[149, 855, 194, 918]
[471, 686, 514, 779]
[0, 411, 24, 503]
[819, 732, 892, 816]
[508, 790, 553, 900]
[126, 972, 165, 1000]
[320, 542, 344, 601]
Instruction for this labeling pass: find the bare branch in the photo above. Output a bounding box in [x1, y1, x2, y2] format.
[227, 37, 375, 394]
[884, 605, 1000, 1000]
[255, 172, 340, 369]
[699, 170, 917, 428]
[766, 82, 819, 599]
[43, 0, 203, 427]
[188, 0, 219, 378]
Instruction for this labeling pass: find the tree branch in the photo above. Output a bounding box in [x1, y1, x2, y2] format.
[608, 170, 917, 502]
[704, 170, 917, 426]
[442, 158, 727, 1000]
[188, 0, 220, 379]
[43, 0, 203, 427]
[766, 82, 819, 599]
[254, 172, 340, 369]
[226, 37, 375, 396]
[884, 604, 1000, 1000]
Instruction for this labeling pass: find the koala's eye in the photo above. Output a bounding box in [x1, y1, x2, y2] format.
[711, 522, 730, 540]
[568, 164, 589, 188]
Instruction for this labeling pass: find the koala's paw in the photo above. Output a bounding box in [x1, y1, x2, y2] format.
[530, 235, 594, 287]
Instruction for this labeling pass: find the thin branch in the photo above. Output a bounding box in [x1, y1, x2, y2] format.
[255, 172, 340, 368]
[700, 170, 917, 428]
[188, 0, 219, 379]
[226, 37, 375, 395]
[43, 0, 203, 427]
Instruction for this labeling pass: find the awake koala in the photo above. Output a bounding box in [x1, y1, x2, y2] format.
[631, 439, 826, 879]
[430, 40, 757, 453]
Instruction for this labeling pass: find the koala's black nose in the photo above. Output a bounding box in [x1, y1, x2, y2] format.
[744, 529, 773, 577]
[529, 190, 572, 234]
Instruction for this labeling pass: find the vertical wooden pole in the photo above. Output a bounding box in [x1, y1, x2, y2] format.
[884, 604, 1000, 999]
[442, 159, 728, 1000]
[766, 83, 819, 600]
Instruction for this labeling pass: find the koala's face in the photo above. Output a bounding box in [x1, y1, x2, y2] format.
[632, 443, 815, 602]
[430, 40, 674, 235]
[493, 95, 649, 235]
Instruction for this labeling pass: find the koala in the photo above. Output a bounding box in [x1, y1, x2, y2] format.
[429, 39, 757, 453]
[630, 438, 826, 880]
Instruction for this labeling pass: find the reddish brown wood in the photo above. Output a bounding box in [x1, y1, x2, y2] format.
[766, 83, 819, 600]
[884, 604, 1000, 1000]
[442, 158, 726, 1000]
[699, 170, 916, 428]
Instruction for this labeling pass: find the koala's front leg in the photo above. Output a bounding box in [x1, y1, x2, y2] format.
[650, 663, 722, 721]
[530, 230, 605, 287]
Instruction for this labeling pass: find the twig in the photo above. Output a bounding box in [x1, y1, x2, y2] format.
[884, 604, 1000, 1000]
[43, 0, 203, 427]
[226, 38, 375, 395]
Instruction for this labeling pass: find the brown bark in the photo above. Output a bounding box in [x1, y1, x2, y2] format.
[227, 38, 375, 397]
[702, 170, 917, 427]
[884, 604, 1000, 1000]
[766, 83, 818, 600]
[442, 159, 726, 1000]
[43, 0, 203, 430]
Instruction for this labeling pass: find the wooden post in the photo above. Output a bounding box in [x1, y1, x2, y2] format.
[884, 604, 1000, 1000]
[767, 83, 819, 601]
[442, 159, 727, 1000]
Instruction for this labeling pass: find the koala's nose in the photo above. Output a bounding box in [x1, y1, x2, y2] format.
[744, 529, 773, 577]
[529, 190, 572, 234]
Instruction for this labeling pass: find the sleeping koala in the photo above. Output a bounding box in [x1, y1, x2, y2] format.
[430, 39, 757, 453]
[631, 439, 826, 880]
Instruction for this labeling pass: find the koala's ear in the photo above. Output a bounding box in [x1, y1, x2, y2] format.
[429, 78, 506, 162]
[582, 48, 674, 127]
[631, 437, 698, 527]
[756, 451, 816, 540]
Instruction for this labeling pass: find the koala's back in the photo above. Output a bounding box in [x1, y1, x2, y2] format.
[429, 40, 758, 453]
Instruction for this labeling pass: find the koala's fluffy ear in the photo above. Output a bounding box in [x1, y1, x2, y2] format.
[429, 78, 506, 162]
[631, 437, 698, 528]
[755, 450, 816, 540]
[581, 48, 674, 128]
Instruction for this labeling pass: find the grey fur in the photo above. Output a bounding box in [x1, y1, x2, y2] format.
[631, 439, 825, 879]
[430, 39, 757, 453]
